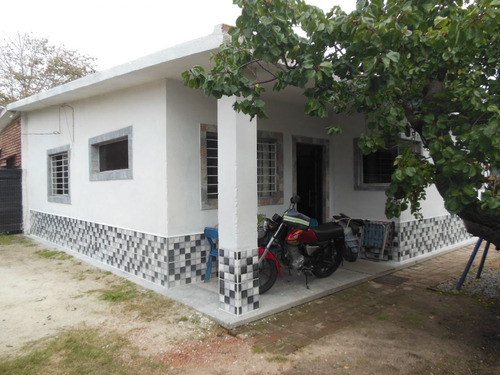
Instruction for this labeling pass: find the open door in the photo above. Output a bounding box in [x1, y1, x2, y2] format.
[296, 143, 323, 223]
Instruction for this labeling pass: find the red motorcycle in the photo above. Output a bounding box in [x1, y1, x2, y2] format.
[258, 195, 362, 294]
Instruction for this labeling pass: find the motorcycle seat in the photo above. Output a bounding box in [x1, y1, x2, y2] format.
[313, 222, 344, 242]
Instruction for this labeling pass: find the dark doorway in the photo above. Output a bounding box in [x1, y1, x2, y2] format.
[296, 143, 323, 222]
[0, 169, 22, 233]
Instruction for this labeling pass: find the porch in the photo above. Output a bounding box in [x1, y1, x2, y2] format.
[158, 240, 473, 329]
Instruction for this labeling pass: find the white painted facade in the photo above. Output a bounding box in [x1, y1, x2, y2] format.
[21, 80, 169, 236]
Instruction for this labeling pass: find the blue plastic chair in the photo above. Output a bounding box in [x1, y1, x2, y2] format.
[204, 227, 219, 282]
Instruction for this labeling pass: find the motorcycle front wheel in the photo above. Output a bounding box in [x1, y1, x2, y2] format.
[259, 258, 278, 294]
[312, 248, 342, 278]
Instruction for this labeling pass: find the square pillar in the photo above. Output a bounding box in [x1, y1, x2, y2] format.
[217, 96, 259, 315]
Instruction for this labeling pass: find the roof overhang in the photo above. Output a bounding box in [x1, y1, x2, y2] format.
[0, 23, 310, 129]
[3, 25, 227, 114]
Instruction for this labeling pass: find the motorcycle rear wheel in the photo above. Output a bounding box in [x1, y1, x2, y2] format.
[312, 249, 342, 278]
[259, 258, 278, 294]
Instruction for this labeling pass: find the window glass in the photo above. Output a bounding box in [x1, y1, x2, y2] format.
[200, 125, 283, 209]
[206, 132, 218, 200]
[354, 138, 416, 190]
[257, 140, 277, 196]
[50, 152, 69, 196]
[47, 145, 70, 204]
[89, 126, 133, 181]
[99, 138, 129, 172]
[362, 146, 398, 184]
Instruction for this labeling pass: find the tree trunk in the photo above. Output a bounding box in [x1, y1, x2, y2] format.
[459, 206, 500, 250]
[435, 179, 500, 250]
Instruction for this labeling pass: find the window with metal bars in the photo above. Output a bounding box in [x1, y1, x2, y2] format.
[206, 131, 218, 200]
[47, 145, 71, 204]
[354, 138, 418, 190]
[257, 141, 277, 196]
[50, 152, 69, 196]
[200, 124, 283, 209]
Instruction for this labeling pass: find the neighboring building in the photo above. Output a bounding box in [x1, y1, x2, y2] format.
[0, 114, 21, 169]
[0, 25, 471, 316]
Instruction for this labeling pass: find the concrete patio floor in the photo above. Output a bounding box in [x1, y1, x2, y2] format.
[160, 240, 475, 329]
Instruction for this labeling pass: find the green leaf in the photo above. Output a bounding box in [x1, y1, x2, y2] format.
[434, 16, 449, 28]
[386, 51, 400, 63]
[393, 169, 404, 183]
[488, 198, 500, 210]
[362, 56, 377, 73]
[260, 16, 273, 26]
[405, 167, 417, 177]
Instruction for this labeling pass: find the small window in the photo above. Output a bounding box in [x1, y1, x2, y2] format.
[354, 138, 415, 190]
[206, 131, 218, 200]
[47, 145, 70, 204]
[89, 126, 133, 181]
[99, 138, 129, 172]
[257, 140, 277, 196]
[362, 146, 398, 184]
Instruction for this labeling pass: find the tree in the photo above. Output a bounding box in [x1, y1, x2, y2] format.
[0, 33, 96, 106]
[183, 0, 500, 248]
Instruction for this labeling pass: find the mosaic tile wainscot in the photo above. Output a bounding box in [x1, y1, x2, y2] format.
[29, 211, 213, 288]
[393, 214, 471, 261]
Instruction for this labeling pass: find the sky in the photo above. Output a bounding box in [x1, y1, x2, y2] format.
[1, 0, 356, 70]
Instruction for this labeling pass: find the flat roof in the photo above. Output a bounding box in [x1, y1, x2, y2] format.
[3, 25, 226, 114]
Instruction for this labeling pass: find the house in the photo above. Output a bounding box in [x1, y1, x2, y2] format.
[0, 25, 471, 316]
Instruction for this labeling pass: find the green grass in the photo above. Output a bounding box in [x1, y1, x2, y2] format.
[100, 280, 139, 302]
[0, 329, 171, 375]
[0, 234, 39, 247]
[402, 313, 423, 325]
[34, 249, 73, 260]
[0, 233, 21, 246]
[267, 355, 288, 363]
[253, 345, 265, 354]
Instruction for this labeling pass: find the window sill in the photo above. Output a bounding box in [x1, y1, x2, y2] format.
[90, 169, 133, 181]
[354, 183, 389, 191]
[48, 195, 71, 204]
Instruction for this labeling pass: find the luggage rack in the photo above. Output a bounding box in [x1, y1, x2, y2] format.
[360, 220, 395, 261]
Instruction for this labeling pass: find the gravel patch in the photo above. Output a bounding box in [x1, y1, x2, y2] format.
[435, 267, 500, 300]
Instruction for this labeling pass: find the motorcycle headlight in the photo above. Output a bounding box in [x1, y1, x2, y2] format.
[263, 218, 271, 232]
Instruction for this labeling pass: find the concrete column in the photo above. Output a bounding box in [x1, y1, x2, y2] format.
[217, 96, 259, 315]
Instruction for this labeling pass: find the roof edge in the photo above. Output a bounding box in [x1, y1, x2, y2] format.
[6, 24, 228, 113]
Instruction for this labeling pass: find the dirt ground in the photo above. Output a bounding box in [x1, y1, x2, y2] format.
[1, 235, 499, 374]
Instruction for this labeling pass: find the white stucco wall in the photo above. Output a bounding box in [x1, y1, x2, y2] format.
[165, 80, 218, 235]
[23, 80, 169, 236]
